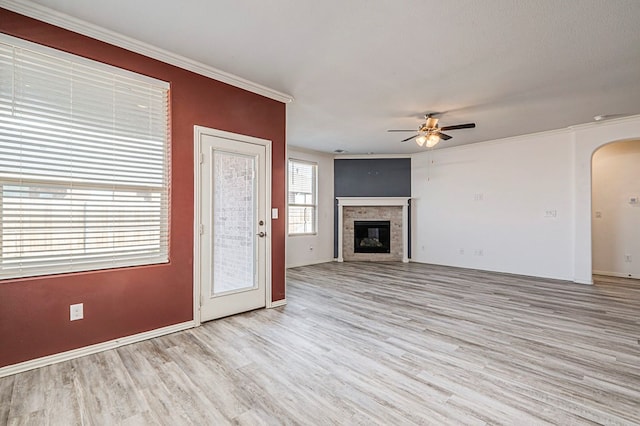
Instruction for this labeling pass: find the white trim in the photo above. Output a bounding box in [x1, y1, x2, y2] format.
[193, 127, 203, 326]
[287, 158, 318, 235]
[568, 114, 640, 131]
[593, 270, 638, 280]
[335, 154, 412, 159]
[1, 0, 293, 103]
[286, 258, 334, 269]
[0, 320, 195, 378]
[193, 126, 273, 321]
[336, 197, 411, 263]
[337, 197, 411, 207]
[0, 33, 169, 88]
[264, 141, 274, 309]
[270, 298, 287, 308]
[409, 259, 580, 284]
[286, 145, 331, 156]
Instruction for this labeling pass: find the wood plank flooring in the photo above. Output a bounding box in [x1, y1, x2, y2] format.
[2, 262, 640, 425]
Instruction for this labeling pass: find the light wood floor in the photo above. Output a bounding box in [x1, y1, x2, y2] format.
[2, 262, 640, 425]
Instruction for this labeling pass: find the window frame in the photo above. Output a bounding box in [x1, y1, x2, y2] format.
[287, 158, 318, 236]
[0, 33, 170, 280]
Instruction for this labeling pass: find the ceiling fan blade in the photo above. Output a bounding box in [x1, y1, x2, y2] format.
[400, 134, 419, 142]
[387, 129, 418, 132]
[439, 123, 476, 131]
[438, 132, 452, 140]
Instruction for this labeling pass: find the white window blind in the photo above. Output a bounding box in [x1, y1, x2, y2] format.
[288, 159, 317, 234]
[0, 34, 170, 280]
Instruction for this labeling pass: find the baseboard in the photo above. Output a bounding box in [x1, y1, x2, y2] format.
[0, 320, 196, 378]
[593, 270, 637, 279]
[408, 259, 575, 283]
[270, 298, 287, 308]
[286, 259, 333, 269]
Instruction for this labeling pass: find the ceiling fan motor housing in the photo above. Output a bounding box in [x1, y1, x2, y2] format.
[425, 116, 439, 129]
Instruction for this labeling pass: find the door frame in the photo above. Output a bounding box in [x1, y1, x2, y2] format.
[193, 125, 273, 326]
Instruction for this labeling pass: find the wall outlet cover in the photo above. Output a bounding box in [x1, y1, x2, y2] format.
[70, 303, 84, 321]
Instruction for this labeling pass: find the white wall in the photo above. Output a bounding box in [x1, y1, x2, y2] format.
[572, 116, 640, 283]
[592, 140, 640, 278]
[286, 147, 334, 268]
[411, 131, 574, 280]
[411, 115, 640, 283]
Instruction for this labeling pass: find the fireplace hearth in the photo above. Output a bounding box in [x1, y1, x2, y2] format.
[354, 220, 390, 253]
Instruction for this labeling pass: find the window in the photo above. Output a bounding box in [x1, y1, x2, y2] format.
[0, 34, 170, 280]
[288, 159, 317, 234]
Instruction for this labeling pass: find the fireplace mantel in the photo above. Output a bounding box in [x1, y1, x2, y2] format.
[336, 197, 411, 263]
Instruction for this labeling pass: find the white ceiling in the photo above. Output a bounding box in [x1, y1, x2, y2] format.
[13, 0, 640, 154]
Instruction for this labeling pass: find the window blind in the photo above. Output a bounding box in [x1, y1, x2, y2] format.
[288, 159, 317, 234]
[0, 34, 170, 280]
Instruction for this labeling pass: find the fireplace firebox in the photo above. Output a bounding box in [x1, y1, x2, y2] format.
[354, 220, 390, 253]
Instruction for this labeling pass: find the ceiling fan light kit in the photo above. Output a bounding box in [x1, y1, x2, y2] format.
[426, 133, 440, 147]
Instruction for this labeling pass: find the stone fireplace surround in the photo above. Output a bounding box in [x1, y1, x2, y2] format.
[336, 197, 411, 263]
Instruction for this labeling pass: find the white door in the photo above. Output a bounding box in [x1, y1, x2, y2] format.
[197, 129, 268, 321]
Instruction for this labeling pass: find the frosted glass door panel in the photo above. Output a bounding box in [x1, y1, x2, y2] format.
[212, 151, 256, 296]
[198, 130, 267, 322]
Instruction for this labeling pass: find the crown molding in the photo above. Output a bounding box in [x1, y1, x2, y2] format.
[335, 153, 412, 159]
[568, 114, 640, 131]
[0, 0, 294, 103]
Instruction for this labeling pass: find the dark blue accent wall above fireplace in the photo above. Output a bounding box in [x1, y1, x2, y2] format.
[334, 158, 411, 197]
[334, 158, 411, 257]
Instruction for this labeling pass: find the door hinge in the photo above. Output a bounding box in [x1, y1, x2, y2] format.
[199, 224, 204, 235]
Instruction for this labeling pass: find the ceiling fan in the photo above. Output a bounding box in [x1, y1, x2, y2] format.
[388, 114, 476, 148]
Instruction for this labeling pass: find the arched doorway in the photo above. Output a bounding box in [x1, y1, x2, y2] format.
[591, 140, 640, 279]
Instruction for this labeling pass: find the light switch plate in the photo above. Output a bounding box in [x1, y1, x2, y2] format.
[271, 208, 278, 219]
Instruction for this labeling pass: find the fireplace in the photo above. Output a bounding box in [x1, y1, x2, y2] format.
[336, 197, 410, 262]
[354, 221, 390, 253]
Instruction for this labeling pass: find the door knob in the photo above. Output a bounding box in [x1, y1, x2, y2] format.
[257, 231, 267, 238]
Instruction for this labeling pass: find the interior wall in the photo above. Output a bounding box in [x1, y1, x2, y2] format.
[412, 115, 640, 283]
[411, 131, 574, 280]
[592, 140, 640, 278]
[286, 147, 334, 268]
[0, 9, 287, 368]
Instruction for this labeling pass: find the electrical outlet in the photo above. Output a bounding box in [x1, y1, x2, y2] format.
[459, 248, 465, 255]
[625, 254, 632, 263]
[70, 303, 84, 321]
[474, 249, 483, 256]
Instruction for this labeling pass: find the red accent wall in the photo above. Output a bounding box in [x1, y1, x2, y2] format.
[0, 9, 287, 368]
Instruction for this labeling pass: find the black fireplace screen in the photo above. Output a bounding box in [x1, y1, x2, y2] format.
[354, 220, 390, 253]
